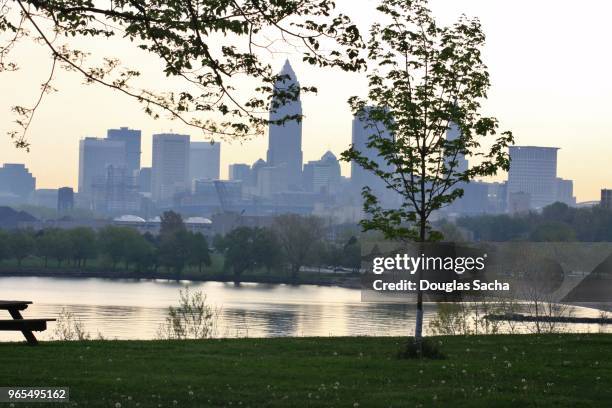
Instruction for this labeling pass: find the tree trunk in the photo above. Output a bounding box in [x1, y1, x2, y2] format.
[414, 214, 427, 351]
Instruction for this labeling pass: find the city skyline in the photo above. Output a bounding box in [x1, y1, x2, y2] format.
[1, 0, 612, 201]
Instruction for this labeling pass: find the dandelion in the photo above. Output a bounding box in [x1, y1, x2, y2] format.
[173, 400, 178, 405]
[521, 378, 526, 383]
[188, 391, 194, 396]
[353, 403, 360, 407]
[507, 362, 512, 368]
[115, 403, 121, 408]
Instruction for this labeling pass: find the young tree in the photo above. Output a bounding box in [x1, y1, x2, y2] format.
[223, 227, 257, 281]
[341, 0, 513, 347]
[1, 0, 364, 149]
[159, 211, 186, 238]
[273, 214, 324, 280]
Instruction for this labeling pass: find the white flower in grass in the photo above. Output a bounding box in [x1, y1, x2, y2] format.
[114, 403, 121, 408]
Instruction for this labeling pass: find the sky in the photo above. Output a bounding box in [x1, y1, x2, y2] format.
[0, 0, 611, 202]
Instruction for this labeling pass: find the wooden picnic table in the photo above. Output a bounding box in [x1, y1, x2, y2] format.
[0, 300, 55, 345]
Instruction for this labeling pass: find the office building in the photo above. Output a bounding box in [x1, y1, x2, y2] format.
[189, 141, 220, 184]
[0, 163, 36, 199]
[556, 178, 576, 206]
[107, 127, 142, 174]
[78, 137, 126, 194]
[257, 165, 288, 198]
[57, 187, 74, 213]
[229, 163, 251, 183]
[92, 165, 140, 214]
[302, 151, 341, 195]
[601, 189, 612, 210]
[138, 167, 152, 193]
[29, 189, 58, 209]
[152, 133, 190, 203]
[266, 60, 303, 190]
[507, 146, 559, 210]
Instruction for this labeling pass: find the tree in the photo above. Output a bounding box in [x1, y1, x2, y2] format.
[189, 232, 212, 274]
[252, 228, 282, 273]
[223, 227, 257, 281]
[98, 226, 130, 270]
[340, 0, 513, 348]
[1, 0, 364, 149]
[68, 227, 97, 267]
[0, 230, 10, 264]
[159, 211, 186, 238]
[36, 228, 72, 267]
[159, 229, 192, 277]
[273, 214, 324, 280]
[9, 230, 36, 267]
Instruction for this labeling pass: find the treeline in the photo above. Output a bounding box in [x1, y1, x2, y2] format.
[458, 202, 612, 242]
[0, 212, 361, 281]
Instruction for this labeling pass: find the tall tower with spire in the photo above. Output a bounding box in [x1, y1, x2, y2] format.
[266, 60, 303, 190]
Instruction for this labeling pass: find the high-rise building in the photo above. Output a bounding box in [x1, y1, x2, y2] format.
[507, 146, 559, 210]
[92, 165, 140, 214]
[556, 178, 576, 206]
[446, 122, 469, 174]
[29, 189, 58, 209]
[229, 163, 251, 183]
[152, 133, 190, 203]
[138, 167, 152, 193]
[189, 141, 221, 183]
[0, 163, 36, 199]
[107, 127, 142, 175]
[350, 107, 394, 205]
[78, 137, 126, 194]
[601, 189, 612, 210]
[57, 187, 74, 213]
[266, 60, 303, 190]
[257, 165, 288, 198]
[303, 151, 341, 195]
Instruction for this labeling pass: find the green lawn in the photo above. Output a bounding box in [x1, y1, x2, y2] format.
[1, 335, 611, 407]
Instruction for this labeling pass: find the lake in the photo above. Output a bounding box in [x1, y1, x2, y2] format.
[0, 277, 609, 341]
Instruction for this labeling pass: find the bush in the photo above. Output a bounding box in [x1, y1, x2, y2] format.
[397, 337, 445, 360]
[158, 287, 220, 339]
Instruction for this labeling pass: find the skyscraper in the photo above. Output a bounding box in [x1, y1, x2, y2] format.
[507, 146, 559, 210]
[189, 141, 221, 183]
[107, 127, 142, 175]
[0, 163, 36, 199]
[78, 137, 126, 194]
[350, 107, 394, 204]
[446, 122, 469, 174]
[266, 60, 303, 190]
[152, 133, 190, 202]
[57, 187, 74, 213]
[229, 163, 251, 183]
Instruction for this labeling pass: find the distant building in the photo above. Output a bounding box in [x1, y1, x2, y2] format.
[189, 142, 220, 184]
[266, 60, 303, 190]
[78, 137, 126, 195]
[107, 127, 141, 175]
[29, 189, 58, 209]
[350, 107, 395, 206]
[229, 163, 251, 183]
[508, 191, 531, 214]
[152, 133, 190, 203]
[507, 146, 559, 210]
[601, 189, 612, 210]
[302, 151, 341, 195]
[138, 167, 152, 193]
[257, 165, 288, 198]
[92, 165, 140, 214]
[57, 187, 74, 213]
[0, 163, 36, 199]
[446, 122, 469, 174]
[556, 178, 576, 206]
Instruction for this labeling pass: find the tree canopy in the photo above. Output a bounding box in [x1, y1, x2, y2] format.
[0, 0, 365, 149]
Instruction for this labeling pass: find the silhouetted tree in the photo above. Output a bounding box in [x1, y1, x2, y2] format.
[9, 230, 36, 267]
[68, 227, 97, 267]
[189, 233, 212, 274]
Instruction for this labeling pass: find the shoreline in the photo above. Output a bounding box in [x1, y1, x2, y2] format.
[0, 268, 363, 289]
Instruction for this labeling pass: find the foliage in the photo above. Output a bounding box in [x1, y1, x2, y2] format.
[339, 0, 513, 346]
[158, 287, 220, 340]
[397, 337, 445, 360]
[458, 202, 612, 242]
[52, 308, 90, 341]
[1, 0, 365, 149]
[273, 214, 324, 279]
[8, 229, 35, 266]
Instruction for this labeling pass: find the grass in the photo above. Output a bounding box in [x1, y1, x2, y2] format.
[1, 335, 611, 407]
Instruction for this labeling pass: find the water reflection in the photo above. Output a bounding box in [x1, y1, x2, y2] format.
[0, 277, 609, 341]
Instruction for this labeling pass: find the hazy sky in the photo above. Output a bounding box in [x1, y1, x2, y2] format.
[1, 0, 611, 202]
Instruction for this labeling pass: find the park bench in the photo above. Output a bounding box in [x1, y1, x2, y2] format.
[0, 300, 55, 345]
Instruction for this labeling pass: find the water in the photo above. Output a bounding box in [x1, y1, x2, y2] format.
[0, 277, 608, 341]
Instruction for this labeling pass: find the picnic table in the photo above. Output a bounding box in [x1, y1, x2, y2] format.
[0, 300, 55, 345]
